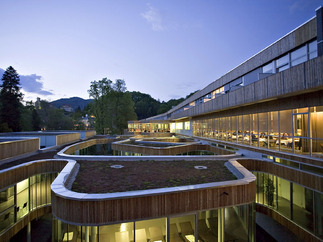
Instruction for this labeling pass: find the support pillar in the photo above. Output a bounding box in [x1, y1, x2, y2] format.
[27, 222, 31, 242]
[316, 6, 323, 56]
[85, 226, 90, 242]
[218, 208, 225, 242]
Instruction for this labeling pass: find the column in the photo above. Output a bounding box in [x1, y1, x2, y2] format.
[317, 6, 323, 56]
[218, 208, 224, 242]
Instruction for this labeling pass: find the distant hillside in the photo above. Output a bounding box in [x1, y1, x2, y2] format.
[50, 97, 92, 111]
[130, 90, 198, 120]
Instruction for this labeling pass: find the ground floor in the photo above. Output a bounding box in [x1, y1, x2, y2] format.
[53, 204, 254, 242]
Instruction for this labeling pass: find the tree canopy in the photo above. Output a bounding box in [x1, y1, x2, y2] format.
[88, 78, 137, 134]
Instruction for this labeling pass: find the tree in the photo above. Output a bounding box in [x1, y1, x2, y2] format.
[88, 78, 137, 134]
[0, 66, 23, 132]
[130, 91, 160, 120]
[37, 100, 74, 130]
[47, 108, 74, 130]
[32, 109, 42, 131]
[20, 101, 33, 131]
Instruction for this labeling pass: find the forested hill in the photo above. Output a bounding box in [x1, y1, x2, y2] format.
[129, 91, 197, 120]
[50, 90, 197, 120]
[50, 97, 92, 111]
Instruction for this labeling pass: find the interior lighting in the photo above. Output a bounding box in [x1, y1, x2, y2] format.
[120, 223, 127, 232]
[185, 235, 195, 242]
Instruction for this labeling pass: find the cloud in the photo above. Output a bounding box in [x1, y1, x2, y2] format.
[0, 68, 53, 96]
[141, 4, 165, 31]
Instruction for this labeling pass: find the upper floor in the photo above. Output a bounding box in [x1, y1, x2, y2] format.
[147, 7, 323, 121]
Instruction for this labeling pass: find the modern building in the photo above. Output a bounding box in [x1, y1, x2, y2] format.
[0, 6, 322, 242]
[128, 6, 323, 241]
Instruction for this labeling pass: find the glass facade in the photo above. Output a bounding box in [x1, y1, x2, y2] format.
[0, 173, 57, 235]
[128, 122, 170, 133]
[193, 106, 323, 157]
[253, 172, 323, 240]
[53, 204, 255, 242]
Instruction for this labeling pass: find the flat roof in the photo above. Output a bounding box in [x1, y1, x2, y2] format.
[72, 159, 236, 193]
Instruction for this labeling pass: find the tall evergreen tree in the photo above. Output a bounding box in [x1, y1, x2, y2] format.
[0, 66, 23, 132]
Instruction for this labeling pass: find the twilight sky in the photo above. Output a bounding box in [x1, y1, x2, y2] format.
[0, 0, 321, 102]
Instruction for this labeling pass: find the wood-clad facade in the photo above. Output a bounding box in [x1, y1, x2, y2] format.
[0, 138, 39, 161]
[124, 7, 323, 241]
[50, 159, 256, 225]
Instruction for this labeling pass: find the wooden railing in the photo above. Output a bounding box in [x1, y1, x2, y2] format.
[0, 138, 39, 161]
[56, 133, 80, 146]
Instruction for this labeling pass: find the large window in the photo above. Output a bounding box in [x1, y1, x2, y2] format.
[262, 62, 274, 74]
[184, 121, 190, 130]
[309, 40, 318, 59]
[191, 105, 323, 157]
[175, 122, 183, 130]
[276, 54, 290, 72]
[253, 171, 322, 239]
[0, 173, 57, 235]
[291, 45, 307, 66]
[53, 205, 256, 242]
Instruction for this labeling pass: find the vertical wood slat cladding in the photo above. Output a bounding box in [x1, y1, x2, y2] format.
[0, 160, 67, 189]
[0, 206, 52, 242]
[0, 138, 39, 160]
[63, 138, 119, 154]
[111, 142, 234, 156]
[62, 138, 235, 156]
[168, 18, 316, 114]
[85, 131, 96, 138]
[51, 181, 256, 225]
[256, 205, 321, 242]
[237, 159, 323, 192]
[171, 55, 323, 120]
[56, 133, 81, 146]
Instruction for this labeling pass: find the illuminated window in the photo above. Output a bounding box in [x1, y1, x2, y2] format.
[170, 123, 176, 133]
[185, 121, 190, 130]
[176, 122, 183, 130]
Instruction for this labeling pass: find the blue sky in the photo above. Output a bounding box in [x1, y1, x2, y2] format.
[0, 0, 321, 102]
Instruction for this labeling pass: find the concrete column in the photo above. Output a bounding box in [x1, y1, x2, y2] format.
[218, 208, 224, 242]
[57, 220, 62, 241]
[91, 226, 97, 242]
[85, 226, 90, 242]
[27, 222, 31, 242]
[317, 6, 323, 56]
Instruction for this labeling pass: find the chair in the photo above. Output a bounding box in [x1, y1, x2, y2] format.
[149, 226, 165, 242]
